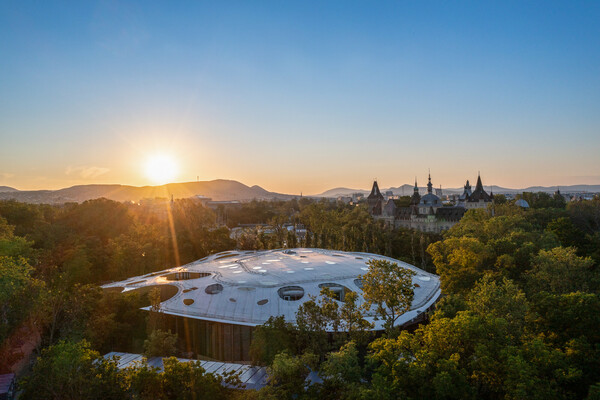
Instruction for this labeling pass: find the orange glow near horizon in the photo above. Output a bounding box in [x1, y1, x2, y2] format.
[144, 154, 179, 185]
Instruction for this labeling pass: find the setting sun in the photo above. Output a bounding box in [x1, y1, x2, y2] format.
[144, 154, 178, 185]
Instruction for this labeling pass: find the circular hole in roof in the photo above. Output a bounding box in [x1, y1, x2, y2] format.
[215, 253, 237, 260]
[418, 276, 431, 281]
[319, 283, 353, 301]
[205, 284, 224, 295]
[252, 266, 261, 270]
[183, 299, 194, 306]
[325, 261, 336, 265]
[233, 270, 243, 274]
[257, 299, 269, 306]
[229, 298, 237, 303]
[182, 287, 198, 293]
[238, 286, 256, 291]
[304, 267, 314, 271]
[278, 286, 304, 301]
[414, 283, 421, 288]
[355, 257, 363, 260]
[163, 272, 210, 281]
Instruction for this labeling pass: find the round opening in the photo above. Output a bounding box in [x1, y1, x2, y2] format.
[354, 278, 364, 290]
[163, 272, 210, 281]
[257, 299, 269, 305]
[215, 253, 237, 260]
[229, 298, 237, 303]
[205, 283, 224, 295]
[278, 286, 305, 301]
[183, 299, 194, 306]
[183, 287, 198, 293]
[319, 283, 353, 301]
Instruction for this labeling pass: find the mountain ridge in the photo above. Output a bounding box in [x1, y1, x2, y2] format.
[0, 180, 294, 204]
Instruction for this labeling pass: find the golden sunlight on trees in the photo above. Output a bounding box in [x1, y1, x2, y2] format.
[361, 259, 415, 336]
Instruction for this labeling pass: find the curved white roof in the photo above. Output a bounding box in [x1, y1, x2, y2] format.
[102, 248, 441, 330]
[515, 199, 530, 208]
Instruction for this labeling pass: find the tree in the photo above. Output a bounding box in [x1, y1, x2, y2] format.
[19, 340, 127, 400]
[526, 247, 596, 295]
[144, 329, 178, 357]
[361, 259, 415, 335]
[258, 351, 313, 400]
[249, 316, 297, 365]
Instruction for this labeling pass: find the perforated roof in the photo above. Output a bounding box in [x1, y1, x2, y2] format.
[102, 248, 441, 330]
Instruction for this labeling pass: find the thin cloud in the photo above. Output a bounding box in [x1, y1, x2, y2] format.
[65, 166, 110, 179]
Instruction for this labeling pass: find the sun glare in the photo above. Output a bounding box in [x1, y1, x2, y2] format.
[144, 154, 178, 185]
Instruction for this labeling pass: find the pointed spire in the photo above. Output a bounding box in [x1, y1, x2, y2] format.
[427, 170, 433, 194]
[368, 180, 383, 199]
[475, 173, 484, 191]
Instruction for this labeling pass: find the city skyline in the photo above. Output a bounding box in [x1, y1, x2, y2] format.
[1, 1, 599, 194]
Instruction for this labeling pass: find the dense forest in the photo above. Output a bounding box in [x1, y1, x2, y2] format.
[1, 195, 599, 399]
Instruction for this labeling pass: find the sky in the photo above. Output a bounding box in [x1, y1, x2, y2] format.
[0, 1, 599, 195]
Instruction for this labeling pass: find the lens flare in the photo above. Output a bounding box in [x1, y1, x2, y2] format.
[144, 154, 178, 184]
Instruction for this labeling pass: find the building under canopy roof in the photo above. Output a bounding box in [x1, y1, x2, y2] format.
[103, 248, 441, 361]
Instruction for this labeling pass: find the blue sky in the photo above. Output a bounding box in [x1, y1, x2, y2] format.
[0, 1, 599, 193]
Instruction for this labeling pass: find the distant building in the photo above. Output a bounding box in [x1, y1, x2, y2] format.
[457, 174, 494, 209]
[515, 199, 530, 208]
[337, 196, 352, 204]
[366, 180, 385, 215]
[369, 173, 494, 233]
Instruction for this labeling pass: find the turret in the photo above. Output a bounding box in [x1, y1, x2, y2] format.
[427, 172, 433, 194]
[410, 178, 421, 205]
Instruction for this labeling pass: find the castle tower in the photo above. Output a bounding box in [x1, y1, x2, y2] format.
[367, 180, 384, 215]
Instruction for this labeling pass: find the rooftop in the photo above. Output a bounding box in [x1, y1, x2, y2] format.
[102, 248, 441, 330]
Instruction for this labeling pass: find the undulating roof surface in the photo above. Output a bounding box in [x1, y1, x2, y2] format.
[102, 248, 441, 330]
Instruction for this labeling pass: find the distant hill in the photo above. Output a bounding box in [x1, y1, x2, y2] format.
[316, 187, 368, 197]
[0, 180, 295, 204]
[0, 186, 19, 193]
